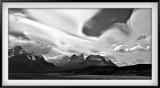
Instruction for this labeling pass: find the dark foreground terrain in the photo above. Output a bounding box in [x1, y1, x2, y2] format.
[9, 64, 151, 79]
[9, 73, 151, 80]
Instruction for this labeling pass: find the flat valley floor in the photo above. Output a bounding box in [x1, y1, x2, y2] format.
[9, 73, 151, 80]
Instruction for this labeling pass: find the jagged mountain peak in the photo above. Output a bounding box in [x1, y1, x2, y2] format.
[9, 45, 45, 61]
[85, 55, 118, 67]
[9, 46, 57, 73]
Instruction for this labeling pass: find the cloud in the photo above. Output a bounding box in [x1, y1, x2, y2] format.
[113, 43, 150, 53]
[113, 45, 128, 52]
[137, 34, 147, 40]
[12, 12, 28, 18]
[129, 9, 151, 35]
[111, 44, 117, 48]
[129, 43, 145, 52]
[9, 35, 64, 56]
[113, 22, 132, 36]
[8, 9, 152, 66]
[9, 9, 151, 53]
[9, 13, 100, 55]
[25, 9, 100, 37]
[146, 46, 151, 50]
[145, 36, 151, 42]
[98, 27, 130, 46]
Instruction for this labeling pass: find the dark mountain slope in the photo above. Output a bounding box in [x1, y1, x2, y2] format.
[9, 46, 57, 73]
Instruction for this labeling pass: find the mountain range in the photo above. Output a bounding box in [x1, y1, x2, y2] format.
[9, 46, 151, 76]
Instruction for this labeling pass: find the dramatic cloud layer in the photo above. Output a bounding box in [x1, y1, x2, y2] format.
[9, 35, 66, 56]
[8, 8, 152, 66]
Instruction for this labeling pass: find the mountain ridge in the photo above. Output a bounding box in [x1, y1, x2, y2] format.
[9, 45, 151, 76]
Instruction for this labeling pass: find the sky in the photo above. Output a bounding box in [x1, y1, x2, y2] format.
[8, 8, 152, 66]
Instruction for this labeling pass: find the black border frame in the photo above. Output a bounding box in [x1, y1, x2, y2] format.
[0, 1, 159, 88]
